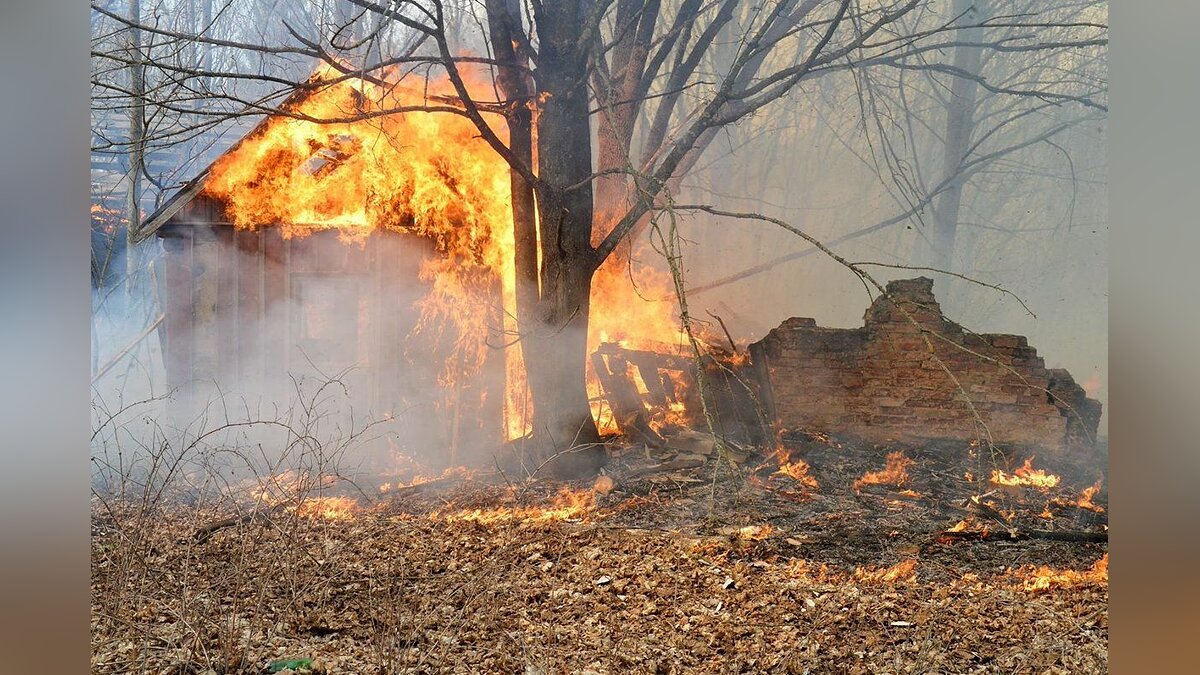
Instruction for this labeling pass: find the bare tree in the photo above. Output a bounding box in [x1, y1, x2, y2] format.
[90, 0, 1108, 473]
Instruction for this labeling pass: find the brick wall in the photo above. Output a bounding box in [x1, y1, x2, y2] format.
[749, 278, 1101, 456]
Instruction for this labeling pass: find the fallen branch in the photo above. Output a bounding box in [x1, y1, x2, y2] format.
[623, 457, 707, 479]
[383, 474, 470, 499]
[191, 502, 285, 543]
[940, 528, 1108, 543]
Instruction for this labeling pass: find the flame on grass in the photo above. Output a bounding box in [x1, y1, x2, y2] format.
[1021, 554, 1108, 592]
[731, 524, 774, 541]
[1053, 479, 1105, 512]
[854, 559, 918, 584]
[770, 445, 819, 489]
[787, 558, 832, 582]
[989, 457, 1060, 490]
[295, 496, 361, 521]
[944, 517, 990, 538]
[436, 487, 596, 525]
[853, 451, 914, 492]
[378, 466, 473, 495]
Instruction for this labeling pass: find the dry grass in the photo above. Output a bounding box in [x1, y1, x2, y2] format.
[91, 481, 1107, 674]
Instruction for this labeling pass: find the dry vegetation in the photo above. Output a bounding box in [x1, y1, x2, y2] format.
[91, 435, 1107, 674]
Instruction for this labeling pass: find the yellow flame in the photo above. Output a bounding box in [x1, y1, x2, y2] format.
[989, 457, 1060, 490]
[436, 488, 595, 525]
[295, 496, 360, 520]
[1022, 554, 1108, 592]
[853, 451, 914, 492]
[854, 559, 918, 584]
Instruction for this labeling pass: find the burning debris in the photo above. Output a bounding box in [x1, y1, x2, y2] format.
[775, 454, 819, 489]
[142, 65, 697, 469]
[1057, 479, 1106, 513]
[87, 0, 1110, 667]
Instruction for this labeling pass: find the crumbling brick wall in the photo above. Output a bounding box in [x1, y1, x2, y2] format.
[749, 278, 1101, 455]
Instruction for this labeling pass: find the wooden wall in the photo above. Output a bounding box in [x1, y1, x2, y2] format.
[157, 202, 507, 461]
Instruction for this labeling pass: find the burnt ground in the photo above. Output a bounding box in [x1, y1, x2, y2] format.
[91, 434, 1108, 674]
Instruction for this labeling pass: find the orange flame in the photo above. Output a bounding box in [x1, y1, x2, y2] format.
[854, 559, 918, 584]
[1074, 479, 1105, 512]
[853, 451, 914, 492]
[989, 458, 1061, 490]
[770, 445, 819, 489]
[436, 487, 596, 525]
[295, 496, 361, 521]
[1022, 554, 1108, 592]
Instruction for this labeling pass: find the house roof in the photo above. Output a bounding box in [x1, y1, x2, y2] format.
[134, 169, 212, 242]
[133, 83, 320, 244]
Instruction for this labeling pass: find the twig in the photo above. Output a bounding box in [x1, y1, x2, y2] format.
[91, 314, 164, 383]
[706, 310, 740, 354]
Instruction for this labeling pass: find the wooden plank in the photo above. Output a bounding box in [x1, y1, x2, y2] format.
[477, 277, 507, 451]
[191, 227, 221, 385]
[627, 354, 669, 406]
[595, 343, 692, 372]
[262, 228, 288, 382]
[216, 227, 238, 382]
[591, 352, 664, 446]
[236, 228, 263, 387]
[748, 341, 777, 427]
[162, 229, 194, 407]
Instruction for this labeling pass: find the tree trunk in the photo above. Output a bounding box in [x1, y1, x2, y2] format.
[487, 0, 605, 475]
[528, 1, 604, 471]
[522, 265, 603, 476]
[930, 0, 986, 273]
[125, 0, 145, 306]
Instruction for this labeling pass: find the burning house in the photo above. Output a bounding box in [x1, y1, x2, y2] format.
[134, 68, 692, 464]
[135, 70, 523, 462]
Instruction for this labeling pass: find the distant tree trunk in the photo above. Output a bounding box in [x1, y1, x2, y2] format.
[930, 0, 986, 272]
[125, 0, 146, 305]
[593, 0, 659, 239]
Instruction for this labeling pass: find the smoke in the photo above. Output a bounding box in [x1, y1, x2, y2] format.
[664, 87, 1107, 434]
[89, 225, 512, 499]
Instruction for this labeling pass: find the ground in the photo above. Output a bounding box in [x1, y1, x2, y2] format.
[91, 436, 1107, 674]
